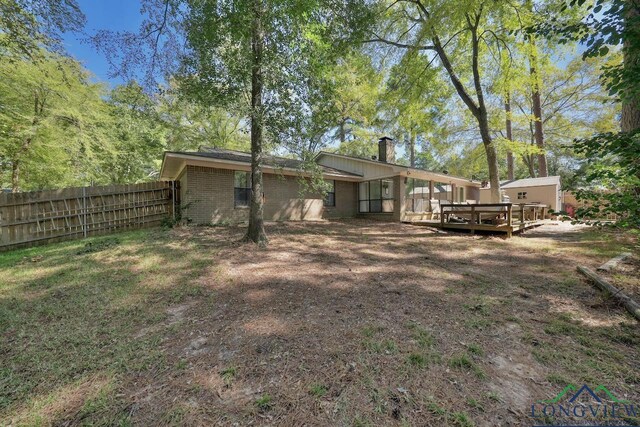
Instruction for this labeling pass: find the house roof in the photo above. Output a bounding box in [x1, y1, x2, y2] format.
[161, 148, 363, 180]
[315, 151, 477, 185]
[499, 176, 561, 189]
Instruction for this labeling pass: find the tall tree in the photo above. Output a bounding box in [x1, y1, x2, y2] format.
[621, 1, 639, 132]
[534, 0, 640, 131]
[504, 93, 515, 180]
[0, 52, 111, 191]
[98, 83, 166, 183]
[94, 0, 365, 244]
[368, 0, 512, 201]
[527, 34, 549, 177]
[534, 0, 639, 225]
[330, 53, 382, 145]
[0, 0, 85, 61]
[382, 50, 450, 168]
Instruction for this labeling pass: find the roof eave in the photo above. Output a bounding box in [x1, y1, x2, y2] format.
[161, 152, 362, 181]
[317, 151, 479, 185]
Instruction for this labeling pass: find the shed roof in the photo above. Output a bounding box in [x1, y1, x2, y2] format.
[499, 176, 561, 188]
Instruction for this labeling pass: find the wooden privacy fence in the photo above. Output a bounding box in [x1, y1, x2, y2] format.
[0, 181, 177, 251]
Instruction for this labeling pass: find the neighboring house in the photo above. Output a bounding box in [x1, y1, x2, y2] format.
[479, 176, 563, 212]
[159, 137, 482, 224]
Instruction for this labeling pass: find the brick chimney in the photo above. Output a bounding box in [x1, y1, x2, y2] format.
[378, 137, 395, 163]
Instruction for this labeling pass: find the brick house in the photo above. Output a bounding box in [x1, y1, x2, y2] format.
[159, 138, 483, 224]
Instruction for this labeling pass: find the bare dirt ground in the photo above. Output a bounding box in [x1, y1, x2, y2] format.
[2, 219, 638, 426]
[133, 220, 639, 426]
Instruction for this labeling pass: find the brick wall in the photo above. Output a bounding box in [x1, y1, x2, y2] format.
[181, 165, 357, 224]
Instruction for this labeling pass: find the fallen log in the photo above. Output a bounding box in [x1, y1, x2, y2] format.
[597, 252, 632, 272]
[577, 266, 640, 321]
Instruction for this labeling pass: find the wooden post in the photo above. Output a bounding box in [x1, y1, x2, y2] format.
[577, 266, 640, 321]
[429, 181, 434, 212]
[172, 181, 176, 219]
[82, 186, 87, 238]
[440, 204, 445, 228]
[520, 204, 525, 225]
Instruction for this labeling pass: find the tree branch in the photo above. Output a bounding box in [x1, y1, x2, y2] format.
[364, 35, 434, 50]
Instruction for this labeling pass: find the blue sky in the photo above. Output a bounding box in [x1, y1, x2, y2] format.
[62, 0, 143, 85]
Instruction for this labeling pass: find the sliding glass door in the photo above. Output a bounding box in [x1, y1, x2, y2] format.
[359, 179, 394, 213]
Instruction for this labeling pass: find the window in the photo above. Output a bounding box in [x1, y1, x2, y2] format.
[405, 178, 431, 212]
[458, 187, 465, 203]
[433, 182, 452, 202]
[517, 191, 527, 200]
[234, 171, 251, 207]
[324, 180, 335, 207]
[359, 179, 394, 213]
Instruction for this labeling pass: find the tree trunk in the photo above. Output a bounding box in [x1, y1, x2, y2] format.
[409, 130, 416, 168]
[527, 34, 548, 177]
[11, 160, 21, 192]
[478, 113, 501, 202]
[621, 1, 640, 132]
[621, 97, 640, 132]
[523, 154, 536, 178]
[504, 93, 514, 180]
[338, 119, 346, 143]
[11, 92, 41, 192]
[432, 21, 501, 202]
[244, 0, 268, 246]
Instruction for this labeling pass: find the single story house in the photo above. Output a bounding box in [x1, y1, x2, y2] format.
[479, 176, 563, 212]
[159, 137, 483, 224]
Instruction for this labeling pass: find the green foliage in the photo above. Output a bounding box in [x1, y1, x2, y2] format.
[532, 1, 639, 226]
[534, 0, 640, 103]
[0, 52, 250, 190]
[98, 82, 166, 184]
[0, 0, 85, 61]
[573, 130, 640, 227]
[0, 51, 112, 190]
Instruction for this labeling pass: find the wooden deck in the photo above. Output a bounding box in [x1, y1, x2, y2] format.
[404, 203, 548, 237]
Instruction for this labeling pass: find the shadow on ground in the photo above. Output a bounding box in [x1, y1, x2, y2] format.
[1, 220, 638, 426]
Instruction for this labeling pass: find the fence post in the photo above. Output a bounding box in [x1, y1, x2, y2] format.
[82, 186, 87, 238]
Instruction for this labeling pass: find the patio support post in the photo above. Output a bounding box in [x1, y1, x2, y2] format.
[429, 181, 434, 211]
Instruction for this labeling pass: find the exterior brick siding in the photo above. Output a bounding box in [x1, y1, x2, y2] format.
[180, 166, 357, 224]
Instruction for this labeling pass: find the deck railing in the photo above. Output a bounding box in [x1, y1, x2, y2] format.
[440, 203, 513, 228]
[439, 203, 548, 236]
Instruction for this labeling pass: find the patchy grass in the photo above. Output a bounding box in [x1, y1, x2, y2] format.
[308, 384, 328, 398]
[220, 367, 238, 386]
[448, 354, 486, 380]
[254, 394, 273, 411]
[0, 229, 213, 425]
[407, 353, 428, 368]
[1, 220, 638, 426]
